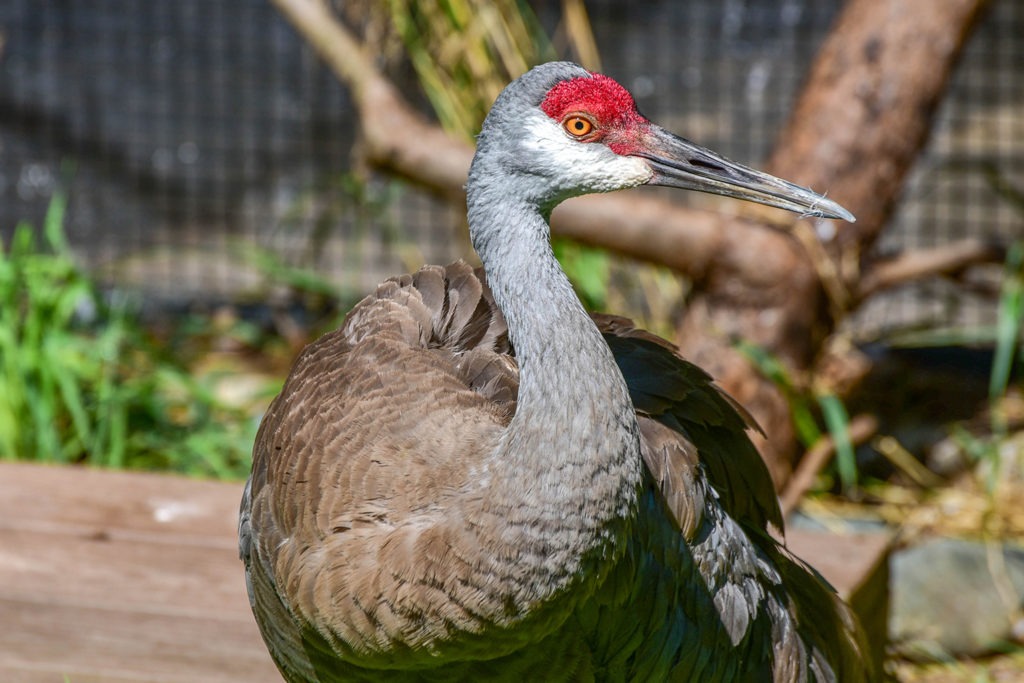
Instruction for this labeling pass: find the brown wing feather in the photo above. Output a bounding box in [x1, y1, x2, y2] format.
[591, 314, 873, 681]
[241, 262, 519, 677]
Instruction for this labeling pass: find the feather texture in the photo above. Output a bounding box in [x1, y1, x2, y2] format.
[240, 262, 872, 682]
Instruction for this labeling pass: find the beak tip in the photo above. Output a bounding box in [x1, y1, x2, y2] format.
[817, 199, 856, 223]
[836, 209, 857, 224]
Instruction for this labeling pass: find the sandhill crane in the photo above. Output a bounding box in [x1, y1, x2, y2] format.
[239, 61, 872, 682]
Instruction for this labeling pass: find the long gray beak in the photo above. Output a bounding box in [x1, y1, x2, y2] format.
[635, 125, 855, 222]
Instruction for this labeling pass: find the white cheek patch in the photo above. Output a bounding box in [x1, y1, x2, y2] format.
[522, 115, 653, 193]
[602, 155, 654, 190]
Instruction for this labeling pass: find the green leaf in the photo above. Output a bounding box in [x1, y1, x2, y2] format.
[818, 393, 857, 492]
[990, 241, 1023, 403]
[553, 239, 610, 310]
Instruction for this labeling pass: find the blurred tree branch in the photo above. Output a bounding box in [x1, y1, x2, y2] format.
[271, 0, 473, 199]
[271, 0, 991, 486]
[673, 0, 990, 484]
[858, 240, 1006, 301]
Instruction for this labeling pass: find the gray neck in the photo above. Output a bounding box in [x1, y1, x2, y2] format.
[465, 179, 644, 612]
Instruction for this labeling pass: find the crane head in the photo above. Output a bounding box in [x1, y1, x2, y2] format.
[497, 63, 854, 222]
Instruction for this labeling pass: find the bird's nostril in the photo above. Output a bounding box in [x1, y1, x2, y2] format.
[688, 157, 726, 173]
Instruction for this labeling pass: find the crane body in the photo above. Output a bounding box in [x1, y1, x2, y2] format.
[239, 62, 872, 682]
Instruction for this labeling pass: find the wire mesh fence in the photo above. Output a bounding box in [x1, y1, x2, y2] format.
[0, 0, 1021, 336]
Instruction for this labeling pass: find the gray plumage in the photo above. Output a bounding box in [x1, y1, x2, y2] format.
[239, 62, 873, 681]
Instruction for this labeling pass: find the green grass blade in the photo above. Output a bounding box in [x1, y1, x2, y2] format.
[43, 191, 70, 255]
[736, 340, 822, 446]
[818, 393, 857, 491]
[45, 338, 93, 459]
[990, 241, 1023, 404]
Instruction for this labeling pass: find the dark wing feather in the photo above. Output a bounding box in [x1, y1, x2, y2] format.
[594, 313, 874, 681]
[593, 314, 784, 535]
[770, 543, 877, 681]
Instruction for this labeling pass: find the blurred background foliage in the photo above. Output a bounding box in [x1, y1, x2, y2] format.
[1, 0, 1020, 511]
[0, 192, 271, 478]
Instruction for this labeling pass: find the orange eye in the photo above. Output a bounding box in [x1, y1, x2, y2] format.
[563, 115, 594, 137]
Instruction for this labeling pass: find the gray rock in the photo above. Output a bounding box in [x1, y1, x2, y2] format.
[891, 536, 1024, 658]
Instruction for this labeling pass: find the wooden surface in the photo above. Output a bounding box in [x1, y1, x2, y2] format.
[0, 462, 280, 683]
[0, 461, 890, 682]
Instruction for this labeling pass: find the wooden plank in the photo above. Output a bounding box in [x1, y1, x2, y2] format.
[0, 527, 251, 618]
[0, 462, 889, 680]
[785, 527, 890, 601]
[0, 462, 279, 682]
[0, 461, 243, 541]
[0, 598, 279, 683]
